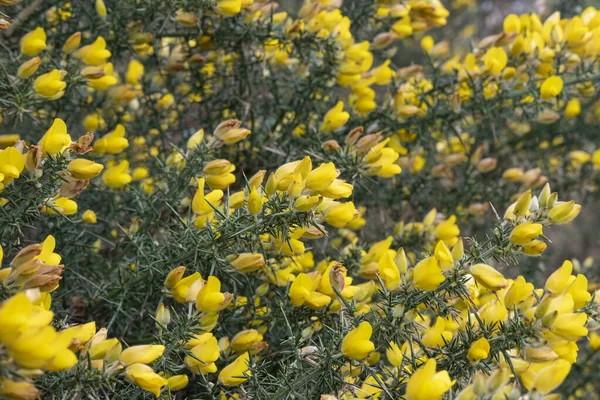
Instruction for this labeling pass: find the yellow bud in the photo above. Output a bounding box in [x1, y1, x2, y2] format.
[17, 57, 42, 78]
[63, 32, 81, 54]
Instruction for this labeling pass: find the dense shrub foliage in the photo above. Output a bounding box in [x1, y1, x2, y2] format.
[0, 0, 599, 398]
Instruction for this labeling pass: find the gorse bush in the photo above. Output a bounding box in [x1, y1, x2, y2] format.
[0, 0, 599, 398]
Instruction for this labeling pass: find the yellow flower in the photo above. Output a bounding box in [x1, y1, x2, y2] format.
[231, 329, 264, 353]
[510, 221, 543, 245]
[341, 321, 374, 360]
[378, 250, 401, 290]
[39, 118, 72, 156]
[406, 358, 454, 400]
[34, 69, 67, 100]
[565, 98, 581, 118]
[157, 93, 175, 110]
[228, 253, 265, 273]
[306, 162, 337, 191]
[323, 202, 356, 228]
[196, 276, 233, 312]
[470, 264, 507, 291]
[184, 333, 220, 374]
[88, 62, 118, 91]
[0, 146, 25, 187]
[102, 160, 132, 189]
[412, 256, 445, 291]
[82, 209, 98, 224]
[171, 272, 201, 303]
[94, 124, 129, 154]
[545, 260, 572, 294]
[540, 76, 563, 99]
[504, 276, 534, 308]
[589, 332, 600, 351]
[483, 47, 507, 76]
[42, 196, 78, 215]
[551, 312, 588, 341]
[420, 36, 434, 53]
[119, 345, 165, 366]
[218, 352, 251, 387]
[126, 59, 144, 85]
[78, 37, 112, 66]
[467, 337, 490, 364]
[321, 101, 350, 133]
[216, 128, 251, 145]
[125, 363, 168, 397]
[20, 27, 47, 56]
[422, 316, 452, 347]
[529, 359, 572, 394]
[289, 272, 331, 309]
[68, 159, 104, 179]
[386, 341, 403, 367]
[216, 0, 242, 16]
[167, 375, 189, 391]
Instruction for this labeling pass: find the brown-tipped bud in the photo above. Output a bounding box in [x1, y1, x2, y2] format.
[25, 145, 42, 172]
[536, 109, 560, 124]
[11, 244, 42, 269]
[395, 65, 423, 80]
[60, 178, 90, 198]
[0, 18, 11, 30]
[24, 272, 62, 292]
[227, 253, 265, 274]
[521, 168, 542, 187]
[372, 32, 397, 49]
[396, 104, 423, 118]
[302, 224, 327, 239]
[329, 262, 346, 294]
[345, 126, 363, 146]
[477, 32, 505, 49]
[431, 164, 451, 178]
[214, 119, 242, 138]
[249, 341, 269, 355]
[524, 346, 558, 362]
[476, 157, 497, 173]
[130, 32, 153, 45]
[450, 92, 461, 112]
[189, 54, 206, 64]
[175, 10, 199, 26]
[70, 132, 95, 154]
[356, 132, 382, 153]
[63, 32, 82, 54]
[81, 66, 105, 79]
[322, 140, 340, 152]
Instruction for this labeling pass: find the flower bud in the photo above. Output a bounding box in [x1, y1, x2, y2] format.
[176, 10, 199, 26]
[81, 66, 106, 79]
[17, 57, 42, 78]
[68, 159, 104, 179]
[63, 32, 81, 54]
[476, 157, 497, 173]
[227, 253, 265, 273]
[156, 303, 171, 327]
[322, 140, 340, 151]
